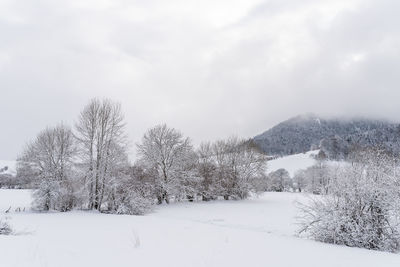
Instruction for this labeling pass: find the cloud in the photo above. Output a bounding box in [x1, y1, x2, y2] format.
[0, 0, 399, 159]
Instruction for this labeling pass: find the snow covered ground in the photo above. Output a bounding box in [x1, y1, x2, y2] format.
[0, 160, 17, 176]
[1, 189, 400, 267]
[0, 189, 31, 211]
[267, 150, 319, 177]
[267, 150, 348, 177]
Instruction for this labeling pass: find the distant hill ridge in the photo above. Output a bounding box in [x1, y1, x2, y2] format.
[253, 114, 400, 159]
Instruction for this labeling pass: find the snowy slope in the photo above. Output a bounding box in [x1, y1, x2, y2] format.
[267, 150, 319, 177]
[0, 160, 17, 176]
[1, 190, 400, 267]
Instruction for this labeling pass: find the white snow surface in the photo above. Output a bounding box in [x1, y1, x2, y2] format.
[267, 150, 319, 177]
[0, 160, 17, 176]
[1, 189, 400, 267]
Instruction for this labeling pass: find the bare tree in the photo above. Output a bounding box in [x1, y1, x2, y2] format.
[197, 142, 218, 201]
[108, 164, 154, 215]
[17, 124, 77, 211]
[268, 168, 292, 192]
[75, 98, 128, 210]
[136, 124, 195, 204]
[212, 137, 268, 200]
[301, 160, 331, 195]
[293, 170, 307, 192]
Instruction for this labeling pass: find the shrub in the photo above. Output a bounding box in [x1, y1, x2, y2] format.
[115, 191, 153, 215]
[298, 151, 400, 252]
[0, 218, 13, 235]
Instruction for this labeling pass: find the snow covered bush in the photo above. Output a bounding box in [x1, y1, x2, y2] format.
[32, 175, 80, 211]
[0, 218, 12, 235]
[298, 150, 400, 252]
[0, 173, 14, 189]
[32, 180, 59, 211]
[105, 165, 155, 215]
[115, 191, 153, 215]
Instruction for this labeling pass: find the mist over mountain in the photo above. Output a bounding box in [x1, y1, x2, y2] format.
[253, 114, 400, 159]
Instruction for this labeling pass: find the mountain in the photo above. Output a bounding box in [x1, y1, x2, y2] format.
[253, 114, 400, 159]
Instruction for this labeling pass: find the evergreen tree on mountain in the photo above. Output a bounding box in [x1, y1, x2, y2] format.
[253, 114, 400, 159]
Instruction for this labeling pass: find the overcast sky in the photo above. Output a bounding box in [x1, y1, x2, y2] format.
[1, 0, 400, 160]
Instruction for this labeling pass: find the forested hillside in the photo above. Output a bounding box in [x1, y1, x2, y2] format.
[253, 114, 400, 159]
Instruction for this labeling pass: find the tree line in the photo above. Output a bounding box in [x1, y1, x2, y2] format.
[15, 98, 268, 215]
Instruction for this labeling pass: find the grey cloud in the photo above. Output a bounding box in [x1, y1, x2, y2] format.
[1, 0, 399, 160]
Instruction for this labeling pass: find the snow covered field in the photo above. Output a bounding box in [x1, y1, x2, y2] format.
[267, 150, 347, 177]
[1, 190, 400, 267]
[267, 150, 319, 176]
